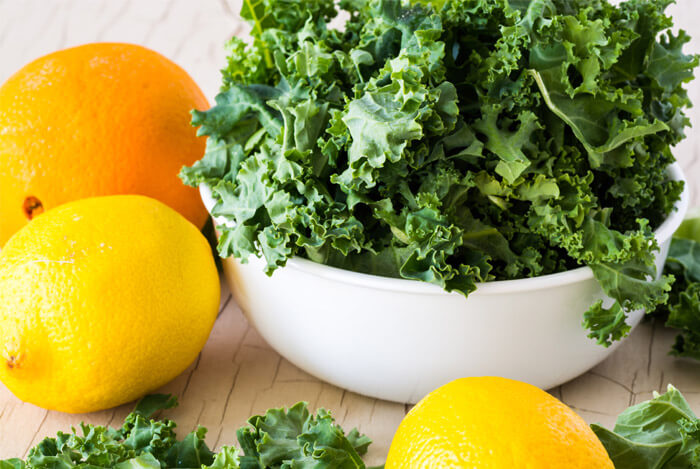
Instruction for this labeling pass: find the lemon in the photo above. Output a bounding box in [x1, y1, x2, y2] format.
[385, 377, 613, 468]
[0, 195, 220, 413]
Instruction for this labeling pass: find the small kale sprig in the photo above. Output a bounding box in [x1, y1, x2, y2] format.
[0, 396, 374, 469]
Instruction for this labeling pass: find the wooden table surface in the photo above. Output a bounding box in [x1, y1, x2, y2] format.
[1, 0, 700, 465]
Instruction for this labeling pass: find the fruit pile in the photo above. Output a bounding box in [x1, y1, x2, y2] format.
[0, 43, 220, 413]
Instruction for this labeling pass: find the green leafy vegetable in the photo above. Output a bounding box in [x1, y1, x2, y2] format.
[592, 384, 700, 468]
[655, 211, 700, 360]
[182, 0, 698, 347]
[0, 395, 373, 469]
[237, 402, 371, 468]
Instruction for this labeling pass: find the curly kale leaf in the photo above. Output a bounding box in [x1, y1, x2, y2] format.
[7, 394, 200, 469]
[237, 402, 370, 468]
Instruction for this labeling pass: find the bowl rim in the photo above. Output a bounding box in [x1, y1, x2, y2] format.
[200, 162, 689, 296]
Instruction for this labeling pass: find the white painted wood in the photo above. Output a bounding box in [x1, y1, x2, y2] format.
[0, 1, 700, 465]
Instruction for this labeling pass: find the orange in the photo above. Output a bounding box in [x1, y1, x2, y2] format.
[0, 43, 209, 245]
[385, 377, 613, 468]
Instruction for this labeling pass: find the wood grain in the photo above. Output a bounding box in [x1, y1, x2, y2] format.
[1, 0, 700, 465]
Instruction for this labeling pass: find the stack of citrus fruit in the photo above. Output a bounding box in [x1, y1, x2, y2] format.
[0, 43, 220, 413]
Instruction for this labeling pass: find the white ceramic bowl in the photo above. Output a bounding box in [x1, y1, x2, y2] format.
[201, 163, 688, 404]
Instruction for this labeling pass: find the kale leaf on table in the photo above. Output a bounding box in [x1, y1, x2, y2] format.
[654, 213, 700, 360]
[0, 395, 373, 469]
[592, 385, 700, 468]
[181, 0, 698, 348]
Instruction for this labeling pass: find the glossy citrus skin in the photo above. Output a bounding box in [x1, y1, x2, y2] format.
[0, 195, 220, 413]
[385, 377, 613, 468]
[0, 43, 209, 246]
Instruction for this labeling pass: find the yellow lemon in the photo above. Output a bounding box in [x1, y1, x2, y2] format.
[0, 195, 219, 413]
[386, 377, 613, 468]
